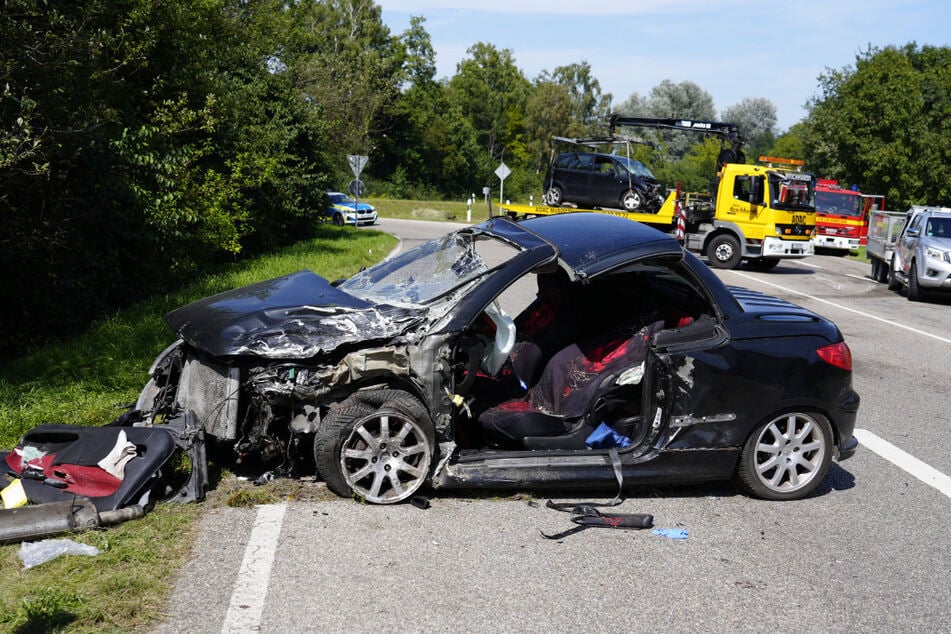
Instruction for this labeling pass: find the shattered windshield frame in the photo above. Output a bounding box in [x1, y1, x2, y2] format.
[617, 156, 656, 180]
[340, 230, 522, 306]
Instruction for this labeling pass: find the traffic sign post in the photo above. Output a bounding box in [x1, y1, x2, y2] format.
[347, 155, 368, 178]
[346, 155, 369, 227]
[495, 162, 511, 204]
[347, 179, 366, 197]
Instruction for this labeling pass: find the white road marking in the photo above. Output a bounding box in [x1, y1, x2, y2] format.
[221, 503, 288, 633]
[853, 429, 951, 498]
[798, 260, 822, 268]
[729, 270, 951, 345]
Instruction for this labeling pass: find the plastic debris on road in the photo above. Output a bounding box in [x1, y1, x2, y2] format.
[651, 528, 689, 540]
[19, 538, 101, 569]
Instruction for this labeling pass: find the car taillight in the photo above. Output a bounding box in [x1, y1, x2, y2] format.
[817, 341, 852, 371]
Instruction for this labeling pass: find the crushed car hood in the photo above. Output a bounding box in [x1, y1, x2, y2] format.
[166, 270, 424, 359]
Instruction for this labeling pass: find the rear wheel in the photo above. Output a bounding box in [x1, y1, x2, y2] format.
[706, 234, 742, 269]
[735, 412, 832, 501]
[315, 390, 434, 504]
[874, 259, 888, 283]
[545, 186, 563, 206]
[621, 189, 643, 212]
[887, 255, 901, 291]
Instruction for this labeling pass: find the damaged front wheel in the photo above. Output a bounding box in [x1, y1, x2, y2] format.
[314, 391, 434, 504]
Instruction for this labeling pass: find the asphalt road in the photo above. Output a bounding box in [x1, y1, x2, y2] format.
[154, 219, 951, 633]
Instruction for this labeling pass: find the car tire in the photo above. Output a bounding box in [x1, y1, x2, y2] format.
[332, 213, 345, 226]
[706, 234, 742, 269]
[745, 257, 780, 271]
[545, 186, 563, 206]
[314, 390, 434, 504]
[870, 259, 881, 282]
[887, 255, 901, 291]
[621, 189, 642, 212]
[734, 411, 833, 501]
[907, 259, 922, 301]
[874, 260, 888, 283]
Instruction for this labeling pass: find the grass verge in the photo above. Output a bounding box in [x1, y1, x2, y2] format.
[0, 225, 397, 632]
[367, 197, 493, 223]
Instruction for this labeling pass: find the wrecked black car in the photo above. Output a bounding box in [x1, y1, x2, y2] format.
[544, 151, 667, 213]
[6, 213, 860, 513]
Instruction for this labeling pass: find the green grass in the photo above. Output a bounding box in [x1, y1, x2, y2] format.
[0, 225, 397, 632]
[848, 246, 868, 262]
[368, 197, 488, 223]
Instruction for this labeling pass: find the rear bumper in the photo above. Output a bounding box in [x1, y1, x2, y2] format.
[835, 389, 861, 461]
[837, 434, 859, 461]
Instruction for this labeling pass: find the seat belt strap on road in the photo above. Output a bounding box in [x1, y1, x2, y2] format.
[540, 449, 652, 537]
[545, 447, 625, 512]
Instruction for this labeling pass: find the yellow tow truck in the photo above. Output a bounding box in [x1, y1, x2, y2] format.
[499, 115, 817, 270]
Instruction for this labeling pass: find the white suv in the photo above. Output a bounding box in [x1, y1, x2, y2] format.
[888, 206, 951, 301]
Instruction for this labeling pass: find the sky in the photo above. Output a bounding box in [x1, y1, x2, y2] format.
[375, 0, 950, 132]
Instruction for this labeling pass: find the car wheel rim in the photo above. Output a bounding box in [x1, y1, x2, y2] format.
[340, 410, 432, 504]
[753, 413, 827, 493]
[623, 192, 641, 211]
[714, 242, 734, 262]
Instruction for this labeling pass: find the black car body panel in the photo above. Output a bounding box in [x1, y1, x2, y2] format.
[125, 213, 857, 503]
[519, 212, 683, 278]
[166, 270, 424, 359]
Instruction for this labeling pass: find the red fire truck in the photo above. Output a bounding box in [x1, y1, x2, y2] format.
[859, 193, 887, 246]
[811, 179, 867, 252]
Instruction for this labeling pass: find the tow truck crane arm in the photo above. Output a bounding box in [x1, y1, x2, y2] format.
[607, 114, 743, 146]
[552, 135, 657, 149]
[606, 114, 745, 165]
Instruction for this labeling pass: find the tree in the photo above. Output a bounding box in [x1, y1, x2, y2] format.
[805, 43, 951, 207]
[768, 122, 807, 162]
[0, 0, 330, 357]
[448, 43, 531, 188]
[548, 61, 612, 130]
[647, 80, 717, 119]
[283, 0, 402, 181]
[524, 80, 575, 173]
[721, 97, 778, 160]
[640, 80, 718, 161]
[659, 138, 724, 194]
[374, 16, 480, 197]
[616, 91, 649, 117]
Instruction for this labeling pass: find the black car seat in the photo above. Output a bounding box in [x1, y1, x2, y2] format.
[479, 320, 664, 449]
